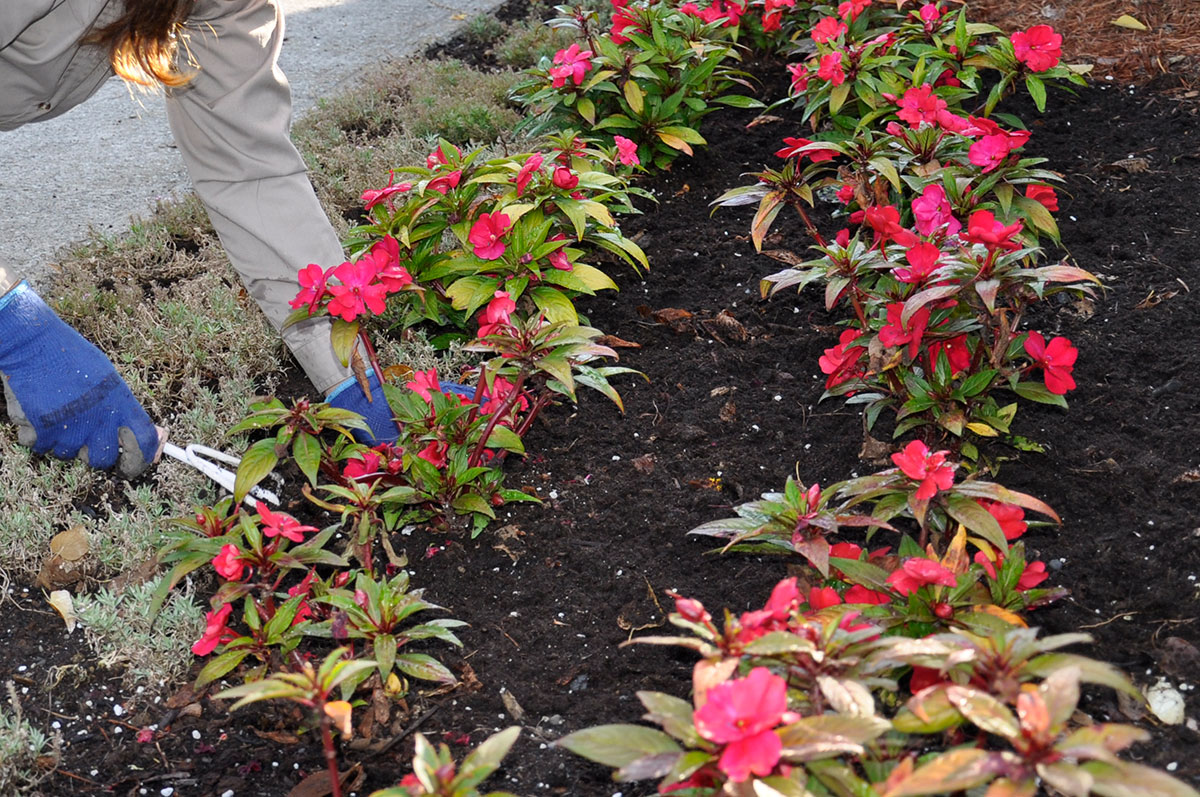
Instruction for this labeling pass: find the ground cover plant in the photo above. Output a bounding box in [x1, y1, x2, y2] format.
[2, 0, 1199, 794]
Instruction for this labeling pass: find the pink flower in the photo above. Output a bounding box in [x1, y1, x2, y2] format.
[878, 302, 930, 360]
[614, 136, 640, 167]
[326, 259, 389, 322]
[969, 134, 1015, 173]
[545, 233, 573, 271]
[896, 85, 947, 129]
[468, 212, 512, 261]
[693, 668, 787, 782]
[1023, 331, 1077, 394]
[257, 500, 318, 543]
[819, 328, 866, 389]
[212, 544, 246, 581]
[887, 557, 958, 596]
[817, 52, 846, 86]
[1025, 184, 1059, 211]
[674, 596, 712, 625]
[811, 16, 847, 43]
[610, 5, 639, 43]
[918, 3, 941, 30]
[965, 210, 1023, 251]
[480, 375, 530, 420]
[1011, 25, 1062, 72]
[477, 290, 516, 338]
[406, 368, 442, 403]
[978, 500, 1028, 540]
[367, 236, 413, 294]
[550, 43, 593, 88]
[911, 183, 961, 237]
[515, 153, 543, 195]
[192, 603, 234, 656]
[890, 440, 955, 500]
[552, 165, 579, 190]
[1017, 560, 1049, 590]
[290, 263, 331, 314]
[893, 242, 941, 284]
[775, 136, 838, 162]
[361, 171, 412, 211]
[426, 143, 460, 169]
[417, 440, 448, 468]
[787, 62, 809, 95]
[837, 0, 871, 21]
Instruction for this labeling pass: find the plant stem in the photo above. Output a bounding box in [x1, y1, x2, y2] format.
[795, 203, 828, 248]
[320, 714, 342, 797]
[468, 370, 529, 468]
[358, 331, 385, 395]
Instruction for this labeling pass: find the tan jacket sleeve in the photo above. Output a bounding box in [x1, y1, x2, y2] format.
[165, 0, 351, 393]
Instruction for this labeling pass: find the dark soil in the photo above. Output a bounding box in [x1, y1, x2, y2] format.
[5, 53, 1200, 797]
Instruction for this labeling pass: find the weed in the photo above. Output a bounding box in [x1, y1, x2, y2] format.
[0, 682, 59, 793]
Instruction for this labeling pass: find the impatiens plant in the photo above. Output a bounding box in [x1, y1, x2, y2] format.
[370, 727, 520, 797]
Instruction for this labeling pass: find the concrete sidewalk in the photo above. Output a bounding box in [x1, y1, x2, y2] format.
[0, 0, 502, 287]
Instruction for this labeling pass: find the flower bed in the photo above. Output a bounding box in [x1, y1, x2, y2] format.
[3, 1, 1200, 794]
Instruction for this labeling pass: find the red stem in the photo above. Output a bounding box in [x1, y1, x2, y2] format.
[468, 370, 529, 468]
[319, 712, 342, 797]
[358, 331, 385, 394]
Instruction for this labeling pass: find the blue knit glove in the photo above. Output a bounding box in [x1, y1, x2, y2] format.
[0, 282, 161, 477]
[327, 369, 475, 444]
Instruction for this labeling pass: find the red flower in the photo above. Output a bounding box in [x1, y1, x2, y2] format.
[817, 52, 846, 86]
[551, 165, 579, 190]
[468, 212, 512, 261]
[480, 375, 530, 421]
[417, 440, 448, 468]
[896, 85, 947, 129]
[819, 328, 866, 389]
[979, 499, 1027, 540]
[546, 233, 573, 271]
[192, 603, 235, 656]
[974, 552, 1049, 590]
[674, 596, 712, 625]
[864, 204, 918, 248]
[326, 259, 388, 322]
[427, 169, 462, 194]
[837, 0, 871, 21]
[212, 543, 246, 581]
[775, 136, 838, 163]
[1025, 184, 1059, 211]
[367, 236, 413, 294]
[890, 439, 955, 500]
[290, 263, 331, 314]
[361, 171, 412, 211]
[811, 16, 847, 43]
[927, 334, 971, 375]
[1023, 331, 1077, 394]
[909, 665, 947, 693]
[477, 290, 517, 338]
[515, 153, 543, 196]
[406, 368, 442, 404]
[911, 183, 960, 237]
[426, 143, 460, 169]
[257, 500, 318, 543]
[894, 242, 942, 284]
[807, 586, 843, 610]
[845, 584, 891, 604]
[550, 43, 593, 87]
[969, 134, 1014, 173]
[693, 668, 788, 782]
[965, 209, 1023, 251]
[610, 5, 639, 43]
[917, 3, 941, 31]
[343, 448, 385, 481]
[614, 136, 640, 167]
[1011, 25, 1062, 72]
[879, 302, 931, 360]
[886, 556, 958, 596]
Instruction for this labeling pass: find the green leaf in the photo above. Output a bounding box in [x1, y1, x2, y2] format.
[829, 82, 851, 115]
[636, 692, 701, 746]
[869, 156, 901, 192]
[944, 494, 1008, 551]
[395, 653, 457, 684]
[881, 747, 999, 796]
[577, 97, 596, 125]
[292, 432, 322, 487]
[485, 424, 525, 454]
[195, 647, 251, 689]
[330, 318, 359, 367]
[446, 275, 501, 317]
[452, 492, 496, 519]
[1011, 380, 1068, 408]
[528, 286, 578, 325]
[622, 80, 645, 114]
[1025, 74, 1047, 112]
[556, 725, 682, 768]
[234, 439, 279, 505]
[461, 727, 521, 782]
[374, 633, 397, 680]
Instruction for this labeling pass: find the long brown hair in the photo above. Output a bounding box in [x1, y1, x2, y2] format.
[84, 0, 198, 87]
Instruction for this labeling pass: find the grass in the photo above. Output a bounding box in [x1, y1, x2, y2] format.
[0, 2, 547, 701]
[0, 682, 58, 793]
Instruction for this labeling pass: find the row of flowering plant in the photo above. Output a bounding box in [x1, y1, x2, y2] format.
[559, 578, 1194, 796]
[512, 1, 762, 169]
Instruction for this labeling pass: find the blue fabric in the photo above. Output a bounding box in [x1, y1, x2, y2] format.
[327, 370, 478, 444]
[0, 282, 158, 474]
